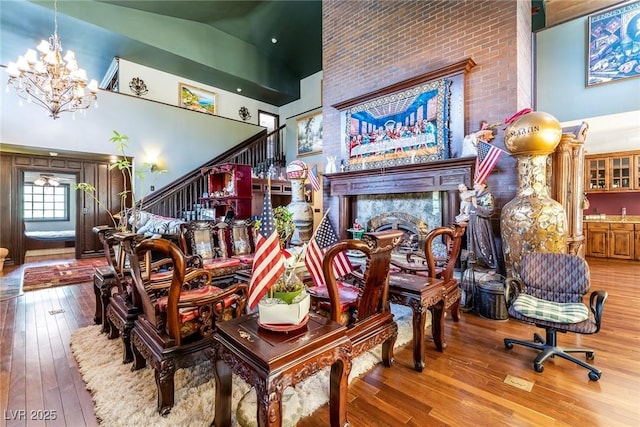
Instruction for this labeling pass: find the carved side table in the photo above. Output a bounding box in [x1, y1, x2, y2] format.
[210, 312, 352, 427]
[388, 273, 460, 372]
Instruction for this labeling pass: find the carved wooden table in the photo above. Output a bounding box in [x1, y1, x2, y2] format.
[210, 312, 352, 427]
[388, 273, 461, 372]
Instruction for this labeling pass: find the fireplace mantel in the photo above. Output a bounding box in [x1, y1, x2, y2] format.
[325, 157, 475, 238]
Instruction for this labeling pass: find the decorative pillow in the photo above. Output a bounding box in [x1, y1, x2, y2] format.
[512, 294, 589, 324]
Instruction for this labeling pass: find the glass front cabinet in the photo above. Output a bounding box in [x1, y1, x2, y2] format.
[585, 150, 640, 193]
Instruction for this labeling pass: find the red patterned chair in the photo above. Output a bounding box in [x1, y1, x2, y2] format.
[127, 237, 248, 415]
[308, 230, 404, 364]
[105, 232, 202, 363]
[179, 221, 250, 286]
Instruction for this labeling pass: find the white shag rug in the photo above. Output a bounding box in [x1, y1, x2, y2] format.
[71, 304, 421, 426]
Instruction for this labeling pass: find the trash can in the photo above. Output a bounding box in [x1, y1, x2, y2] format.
[477, 279, 508, 320]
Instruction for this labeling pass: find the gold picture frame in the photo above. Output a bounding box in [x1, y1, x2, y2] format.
[296, 111, 323, 156]
[179, 83, 217, 115]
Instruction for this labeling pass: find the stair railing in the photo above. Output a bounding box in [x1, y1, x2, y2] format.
[142, 124, 286, 218]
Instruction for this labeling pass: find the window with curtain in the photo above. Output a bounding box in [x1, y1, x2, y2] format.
[24, 183, 70, 221]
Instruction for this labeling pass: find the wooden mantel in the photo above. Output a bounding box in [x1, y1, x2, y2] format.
[325, 157, 475, 238]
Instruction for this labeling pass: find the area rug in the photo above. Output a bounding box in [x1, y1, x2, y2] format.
[0, 275, 22, 301]
[70, 304, 420, 426]
[22, 259, 108, 292]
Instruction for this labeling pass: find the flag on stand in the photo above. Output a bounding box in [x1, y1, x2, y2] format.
[305, 215, 354, 287]
[248, 189, 285, 310]
[308, 164, 320, 192]
[475, 140, 505, 184]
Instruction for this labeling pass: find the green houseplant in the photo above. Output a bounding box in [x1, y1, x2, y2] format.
[74, 130, 165, 232]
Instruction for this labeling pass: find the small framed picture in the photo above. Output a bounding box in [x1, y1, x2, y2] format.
[296, 111, 323, 156]
[587, 1, 640, 86]
[179, 83, 217, 115]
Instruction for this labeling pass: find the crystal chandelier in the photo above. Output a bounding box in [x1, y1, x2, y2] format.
[6, 0, 98, 119]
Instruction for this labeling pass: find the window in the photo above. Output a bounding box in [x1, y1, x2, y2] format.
[24, 183, 70, 221]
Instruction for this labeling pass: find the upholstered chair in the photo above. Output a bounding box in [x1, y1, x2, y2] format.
[179, 220, 247, 285]
[127, 237, 248, 416]
[504, 252, 608, 381]
[105, 232, 201, 364]
[309, 230, 403, 364]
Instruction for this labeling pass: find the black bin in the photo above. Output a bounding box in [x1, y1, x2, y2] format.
[477, 280, 508, 320]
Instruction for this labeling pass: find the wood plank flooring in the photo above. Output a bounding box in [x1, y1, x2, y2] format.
[1, 257, 638, 426]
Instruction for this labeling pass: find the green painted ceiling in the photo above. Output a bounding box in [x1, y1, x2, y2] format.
[1, 0, 322, 106]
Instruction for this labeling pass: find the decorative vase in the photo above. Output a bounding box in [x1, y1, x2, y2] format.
[287, 177, 314, 245]
[500, 111, 567, 279]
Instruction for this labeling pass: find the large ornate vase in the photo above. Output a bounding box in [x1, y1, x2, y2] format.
[500, 111, 567, 278]
[288, 177, 314, 244]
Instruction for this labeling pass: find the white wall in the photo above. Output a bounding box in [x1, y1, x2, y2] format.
[279, 72, 324, 225]
[1, 84, 264, 197]
[118, 59, 280, 126]
[536, 17, 640, 154]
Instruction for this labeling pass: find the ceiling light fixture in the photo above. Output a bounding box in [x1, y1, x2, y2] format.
[5, 0, 98, 120]
[271, 37, 278, 44]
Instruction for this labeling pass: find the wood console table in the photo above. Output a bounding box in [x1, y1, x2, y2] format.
[210, 312, 352, 427]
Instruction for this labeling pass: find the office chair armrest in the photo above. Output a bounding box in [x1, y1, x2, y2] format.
[504, 277, 524, 307]
[589, 290, 608, 332]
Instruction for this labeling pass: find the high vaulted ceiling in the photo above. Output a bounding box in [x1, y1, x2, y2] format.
[1, 0, 322, 106]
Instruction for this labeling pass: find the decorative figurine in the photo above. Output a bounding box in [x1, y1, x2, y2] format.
[455, 183, 474, 223]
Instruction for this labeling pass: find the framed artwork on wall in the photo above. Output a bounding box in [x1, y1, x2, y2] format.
[344, 78, 450, 171]
[296, 111, 323, 156]
[179, 83, 217, 115]
[587, 1, 640, 86]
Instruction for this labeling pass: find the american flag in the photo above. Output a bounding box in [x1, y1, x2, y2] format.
[308, 164, 320, 192]
[475, 140, 505, 184]
[305, 215, 354, 287]
[248, 189, 285, 309]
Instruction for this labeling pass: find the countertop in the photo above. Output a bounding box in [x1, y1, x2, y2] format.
[583, 215, 640, 224]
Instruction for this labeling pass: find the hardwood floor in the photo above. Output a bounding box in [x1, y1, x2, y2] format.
[1, 257, 638, 426]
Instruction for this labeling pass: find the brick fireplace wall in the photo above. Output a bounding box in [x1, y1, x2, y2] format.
[321, 0, 533, 232]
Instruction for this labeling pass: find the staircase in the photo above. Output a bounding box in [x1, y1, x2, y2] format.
[142, 125, 286, 219]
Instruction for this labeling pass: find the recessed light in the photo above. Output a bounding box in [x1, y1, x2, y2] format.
[237, 88, 242, 92]
[271, 37, 277, 44]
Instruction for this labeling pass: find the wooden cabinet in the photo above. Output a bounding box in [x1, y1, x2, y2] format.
[200, 164, 252, 219]
[585, 221, 637, 260]
[585, 150, 640, 192]
[609, 223, 634, 260]
[586, 223, 609, 258]
[635, 224, 640, 261]
[251, 179, 291, 217]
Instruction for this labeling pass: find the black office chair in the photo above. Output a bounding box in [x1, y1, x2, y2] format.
[503, 252, 607, 381]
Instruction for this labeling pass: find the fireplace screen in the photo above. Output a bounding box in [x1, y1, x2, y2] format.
[344, 78, 451, 171]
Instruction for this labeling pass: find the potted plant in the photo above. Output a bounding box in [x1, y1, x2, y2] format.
[74, 130, 165, 232]
[253, 205, 295, 249]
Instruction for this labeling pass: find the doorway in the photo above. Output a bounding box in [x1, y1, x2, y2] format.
[22, 170, 79, 263]
[258, 110, 280, 161]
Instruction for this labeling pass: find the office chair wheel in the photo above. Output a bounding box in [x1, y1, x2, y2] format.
[534, 363, 544, 373]
[586, 352, 594, 360]
[589, 371, 601, 381]
[504, 340, 513, 349]
[533, 333, 544, 344]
